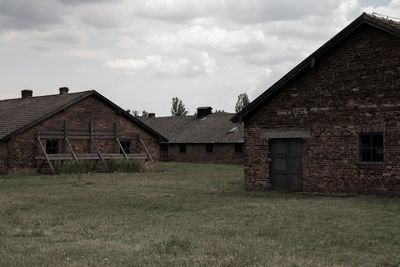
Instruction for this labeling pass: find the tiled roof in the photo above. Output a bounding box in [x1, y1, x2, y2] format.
[0, 90, 167, 141]
[141, 113, 243, 143]
[0, 91, 91, 140]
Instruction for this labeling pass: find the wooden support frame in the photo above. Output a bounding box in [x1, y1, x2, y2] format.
[35, 121, 154, 173]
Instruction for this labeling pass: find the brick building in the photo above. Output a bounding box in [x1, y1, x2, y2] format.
[232, 13, 400, 195]
[141, 107, 244, 164]
[0, 88, 166, 174]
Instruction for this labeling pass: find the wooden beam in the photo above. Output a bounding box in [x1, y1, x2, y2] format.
[116, 137, 128, 160]
[65, 137, 77, 160]
[139, 137, 153, 162]
[91, 136, 107, 169]
[36, 133, 55, 174]
[35, 153, 148, 160]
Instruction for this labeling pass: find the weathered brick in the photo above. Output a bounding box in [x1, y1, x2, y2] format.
[2, 95, 159, 174]
[244, 24, 400, 195]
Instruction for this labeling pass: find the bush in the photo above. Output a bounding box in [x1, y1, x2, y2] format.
[106, 159, 142, 173]
[52, 159, 142, 174]
[53, 160, 92, 174]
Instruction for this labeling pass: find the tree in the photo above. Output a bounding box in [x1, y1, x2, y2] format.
[235, 93, 250, 113]
[126, 109, 149, 118]
[126, 109, 140, 117]
[213, 109, 226, 114]
[171, 97, 188, 116]
[141, 110, 149, 118]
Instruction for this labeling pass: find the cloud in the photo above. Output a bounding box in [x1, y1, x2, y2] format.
[57, 0, 120, 5]
[132, 0, 340, 23]
[104, 52, 217, 76]
[362, 0, 400, 17]
[0, 0, 63, 30]
[148, 26, 268, 55]
[0, 27, 89, 51]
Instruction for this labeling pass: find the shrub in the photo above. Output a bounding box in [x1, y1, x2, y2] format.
[106, 159, 142, 173]
[52, 159, 142, 174]
[53, 160, 92, 174]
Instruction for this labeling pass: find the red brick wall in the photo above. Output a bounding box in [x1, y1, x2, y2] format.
[5, 95, 159, 173]
[244, 24, 400, 195]
[163, 143, 244, 164]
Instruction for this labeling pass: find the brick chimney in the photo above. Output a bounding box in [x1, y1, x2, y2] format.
[197, 107, 212, 118]
[21, 90, 33, 98]
[148, 113, 155, 118]
[59, 87, 69, 95]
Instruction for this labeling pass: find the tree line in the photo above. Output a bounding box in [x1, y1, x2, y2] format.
[127, 93, 250, 118]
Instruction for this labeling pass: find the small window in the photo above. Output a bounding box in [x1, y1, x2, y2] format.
[160, 144, 168, 159]
[46, 140, 59, 154]
[206, 144, 213, 153]
[234, 143, 243, 153]
[120, 140, 131, 154]
[179, 144, 186, 153]
[359, 133, 384, 162]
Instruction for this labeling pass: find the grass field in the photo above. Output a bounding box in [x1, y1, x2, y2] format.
[0, 162, 399, 266]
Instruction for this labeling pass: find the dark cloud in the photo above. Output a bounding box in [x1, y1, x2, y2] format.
[56, 0, 120, 5]
[132, 0, 341, 24]
[0, 0, 63, 30]
[79, 12, 120, 28]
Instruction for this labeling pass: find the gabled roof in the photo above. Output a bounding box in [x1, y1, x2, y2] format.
[232, 13, 400, 122]
[0, 90, 167, 141]
[141, 113, 243, 143]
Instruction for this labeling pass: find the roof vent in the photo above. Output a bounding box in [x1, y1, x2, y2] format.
[197, 107, 212, 118]
[59, 87, 69, 95]
[21, 90, 33, 98]
[148, 113, 155, 118]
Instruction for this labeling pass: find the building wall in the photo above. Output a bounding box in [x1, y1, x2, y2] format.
[245, 24, 400, 195]
[162, 143, 244, 164]
[0, 141, 7, 174]
[5, 95, 159, 173]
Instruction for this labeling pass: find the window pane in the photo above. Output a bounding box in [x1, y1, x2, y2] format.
[372, 134, 383, 148]
[372, 148, 384, 161]
[360, 148, 371, 161]
[360, 134, 371, 148]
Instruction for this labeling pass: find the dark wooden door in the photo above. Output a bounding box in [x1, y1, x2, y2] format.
[270, 139, 302, 192]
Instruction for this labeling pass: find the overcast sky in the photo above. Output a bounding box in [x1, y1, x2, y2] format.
[0, 0, 398, 116]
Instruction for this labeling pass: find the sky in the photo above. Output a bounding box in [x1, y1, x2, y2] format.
[0, 0, 398, 116]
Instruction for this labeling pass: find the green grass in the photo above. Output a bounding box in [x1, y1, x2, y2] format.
[0, 162, 399, 266]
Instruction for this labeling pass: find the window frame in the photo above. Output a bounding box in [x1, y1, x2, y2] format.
[120, 140, 131, 154]
[205, 144, 213, 153]
[45, 139, 59, 154]
[179, 144, 186, 153]
[358, 133, 384, 163]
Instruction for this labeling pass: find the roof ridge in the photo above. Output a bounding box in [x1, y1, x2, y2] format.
[0, 90, 92, 103]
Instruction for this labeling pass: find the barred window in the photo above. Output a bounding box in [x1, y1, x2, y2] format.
[206, 144, 213, 153]
[180, 144, 186, 153]
[46, 140, 59, 154]
[359, 133, 384, 162]
[234, 143, 243, 153]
